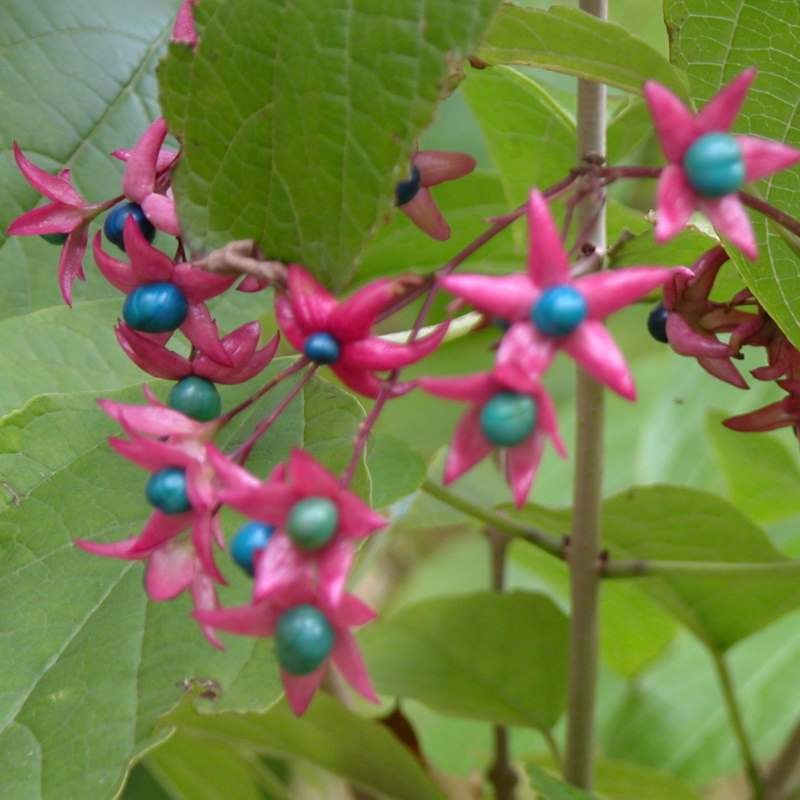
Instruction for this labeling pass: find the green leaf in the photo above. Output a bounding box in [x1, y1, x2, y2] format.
[142, 730, 285, 800]
[508, 486, 800, 652]
[528, 759, 702, 800]
[0, 373, 370, 800]
[0, 0, 180, 319]
[366, 435, 426, 509]
[664, 0, 800, 348]
[161, 694, 445, 800]
[360, 590, 569, 729]
[706, 411, 800, 527]
[158, 0, 503, 290]
[0, 300, 142, 417]
[477, 5, 689, 101]
[601, 614, 800, 785]
[461, 66, 576, 212]
[527, 764, 594, 799]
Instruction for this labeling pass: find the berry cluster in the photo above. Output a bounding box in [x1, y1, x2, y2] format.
[8, 2, 800, 716]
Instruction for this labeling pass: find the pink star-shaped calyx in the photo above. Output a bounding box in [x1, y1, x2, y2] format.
[211, 448, 387, 605]
[420, 336, 566, 506]
[276, 265, 448, 397]
[644, 69, 800, 259]
[441, 190, 679, 399]
[196, 585, 378, 715]
[7, 143, 114, 304]
[94, 216, 235, 364]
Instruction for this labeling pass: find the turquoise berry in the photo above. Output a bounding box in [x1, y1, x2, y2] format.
[123, 282, 189, 333]
[303, 332, 340, 365]
[531, 284, 587, 337]
[286, 497, 339, 551]
[395, 163, 421, 206]
[40, 233, 68, 245]
[103, 202, 156, 251]
[168, 377, 222, 422]
[146, 467, 191, 515]
[230, 521, 275, 576]
[275, 605, 335, 675]
[682, 133, 745, 198]
[479, 392, 537, 447]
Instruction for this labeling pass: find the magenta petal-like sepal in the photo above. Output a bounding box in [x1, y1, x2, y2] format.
[644, 68, 800, 258]
[197, 587, 378, 715]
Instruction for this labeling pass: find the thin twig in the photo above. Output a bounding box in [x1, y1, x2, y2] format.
[219, 357, 308, 425]
[420, 479, 565, 559]
[764, 718, 800, 800]
[486, 529, 518, 800]
[712, 652, 764, 799]
[600, 558, 800, 579]
[740, 192, 800, 240]
[232, 366, 317, 465]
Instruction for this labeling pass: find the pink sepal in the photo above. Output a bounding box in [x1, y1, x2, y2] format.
[400, 188, 450, 241]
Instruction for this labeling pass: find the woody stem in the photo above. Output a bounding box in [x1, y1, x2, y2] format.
[564, 0, 607, 789]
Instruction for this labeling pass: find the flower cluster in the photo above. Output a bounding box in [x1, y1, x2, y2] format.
[9, 36, 800, 718]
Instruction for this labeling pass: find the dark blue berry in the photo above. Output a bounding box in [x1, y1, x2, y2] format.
[647, 302, 669, 343]
[103, 202, 156, 251]
[40, 233, 68, 245]
[303, 332, 340, 364]
[123, 282, 189, 333]
[395, 163, 421, 206]
[531, 285, 587, 337]
[146, 467, 191, 515]
[230, 521, 275, 576]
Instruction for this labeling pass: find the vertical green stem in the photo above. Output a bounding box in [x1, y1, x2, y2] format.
[564, 0, 607, 789]
[764, 718, 800, 800]
[486, 529, 518, 800]
[712, 653, 764, 799]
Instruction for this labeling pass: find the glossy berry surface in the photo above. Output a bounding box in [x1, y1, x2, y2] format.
[146, 467, 191, 515]
[531, 285, 587, 337]
[275, 605, 335, 675]
[286, 497, 339, 551]
[303, 332, 340, 364]
[395, 163, 421, 206]
[230, 521, 275, 576]
[103, 202, 156, 251]
[683, 133, 745, 198]
[168, 377, 222, 422]
[647, 302, 669, 343]
[123, 282, 189, 333]
[40, 233, 68, 245]
[480, 392, 537, 447]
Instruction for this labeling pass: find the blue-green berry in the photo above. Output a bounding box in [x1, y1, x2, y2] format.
[286, 497, 339, 551]
[682, 133, 745, 198]
[123, 282, 189, 333]
[168, 377, 222, 422]
[479, 392, 537, 447]
[395, 163, 421, 206]
[303, 332, 340, 365]
[647, 303, 669, 344]
[531, 285, 587, 337]
[103, 202, 156, 251]
[275, 605, 335, 675]
[146, 467, 191, 515]
[40, 233, 68, 245]
[230, 521, 275, 576]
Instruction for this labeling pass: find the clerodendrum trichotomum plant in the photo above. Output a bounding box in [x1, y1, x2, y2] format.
[7, 1, 800, 798]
